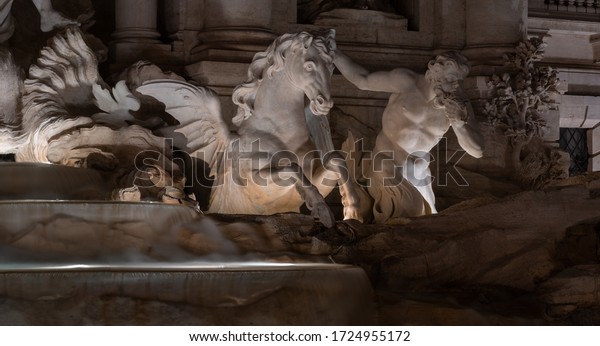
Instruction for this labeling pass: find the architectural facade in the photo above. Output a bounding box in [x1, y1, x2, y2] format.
[104, 0, 599, 176]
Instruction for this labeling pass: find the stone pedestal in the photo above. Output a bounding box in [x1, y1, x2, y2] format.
[190, 0, 277, 62]
[463, 0, 527, 69]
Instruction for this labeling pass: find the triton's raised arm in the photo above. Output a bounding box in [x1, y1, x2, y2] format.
[334, 48, 418, 94]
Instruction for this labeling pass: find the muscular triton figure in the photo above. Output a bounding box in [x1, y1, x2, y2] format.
[334, 49, 484, 221]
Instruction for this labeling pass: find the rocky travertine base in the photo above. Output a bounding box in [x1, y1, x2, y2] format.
[208, 178, 600, 325]
[1, 176, 599, 325]
[0, 201, 375, 325]
[341, 183, 600, 324]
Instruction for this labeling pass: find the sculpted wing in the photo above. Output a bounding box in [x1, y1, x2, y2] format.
[18, 25, 100, 162]
[136, 80, 231, 177]
[91, 80, 141, 126]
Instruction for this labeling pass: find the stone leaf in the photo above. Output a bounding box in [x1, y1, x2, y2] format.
[92, 80, 141, 126]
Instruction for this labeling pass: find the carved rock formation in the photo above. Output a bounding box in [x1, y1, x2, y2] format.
[0, 168, 599, 324]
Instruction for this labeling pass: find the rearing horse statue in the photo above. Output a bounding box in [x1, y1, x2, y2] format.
[138, 30, 362, 227]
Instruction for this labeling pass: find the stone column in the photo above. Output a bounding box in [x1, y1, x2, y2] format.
[110, 0, 172, 72]
[187, 0, 279, 121]
[162, 0, 205, 67]
[113, 0, 160, 43]
[191, 0, 277, 61]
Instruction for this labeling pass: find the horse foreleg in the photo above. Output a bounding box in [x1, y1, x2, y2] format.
[317, 152, 365, 222]
[254, 162, 336, 228]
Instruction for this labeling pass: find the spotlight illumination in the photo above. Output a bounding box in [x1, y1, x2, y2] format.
[0, 261, 348, 272]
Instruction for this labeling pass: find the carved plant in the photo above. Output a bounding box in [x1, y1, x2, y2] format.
[484, 37, 561, 184]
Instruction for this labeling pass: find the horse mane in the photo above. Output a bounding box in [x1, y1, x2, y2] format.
[17, 26, 100, 162]
[231, 30, 336, 127]
[22, 26, 99, 130]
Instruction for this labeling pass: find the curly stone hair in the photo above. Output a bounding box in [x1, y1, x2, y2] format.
[425, 51, 471, 120]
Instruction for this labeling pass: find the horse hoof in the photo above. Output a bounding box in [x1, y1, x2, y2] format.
[343, 208, 363, 223]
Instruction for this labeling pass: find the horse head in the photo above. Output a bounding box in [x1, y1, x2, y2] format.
[232, 30, 336, 126]
[283, 30, 336, 116]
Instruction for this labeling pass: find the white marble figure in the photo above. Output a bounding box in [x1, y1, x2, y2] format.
[335, 49, 484, 222]
[138, 30, 362, 227]
[31, 0, 78, 32]
[0, 26, 188, 204]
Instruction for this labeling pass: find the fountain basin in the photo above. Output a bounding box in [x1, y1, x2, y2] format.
[0, 201, 375, 325]
[0, 163, 108, 200]
[0, 201, 200, 261]
[0, 264, 375, 325]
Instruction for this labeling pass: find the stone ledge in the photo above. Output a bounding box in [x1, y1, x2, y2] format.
[0, 267, 374, 325]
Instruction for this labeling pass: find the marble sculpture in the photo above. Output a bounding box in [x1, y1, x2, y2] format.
[0, 26, 188, 204]
[0, 24, 366, 227]
[335, 49, 484, 222]
[138, 30, 363, 228]
[0, 1, 484, 225]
